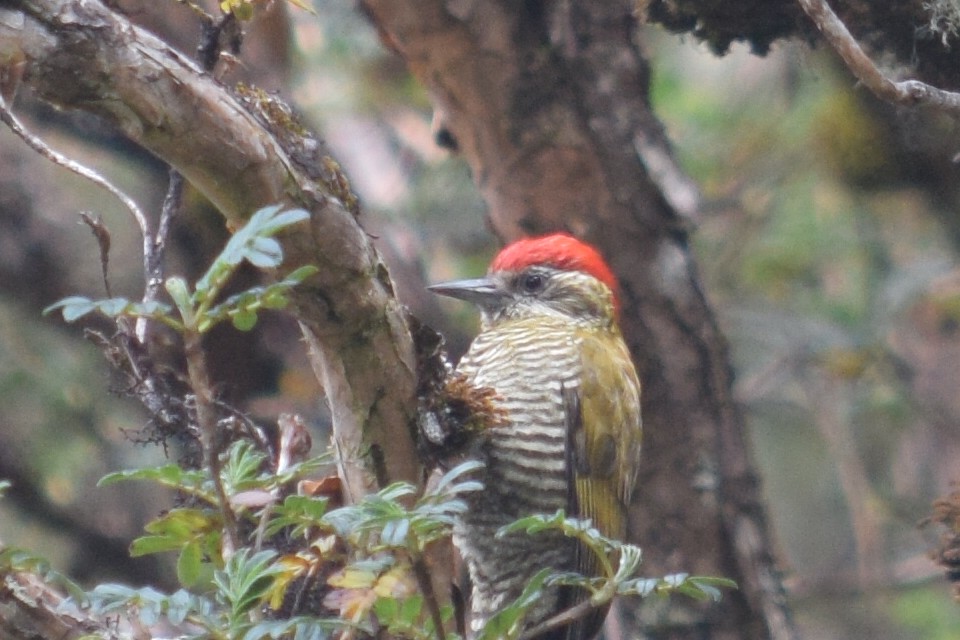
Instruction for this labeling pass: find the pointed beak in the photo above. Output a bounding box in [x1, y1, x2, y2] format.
[428, 277, 507, 308]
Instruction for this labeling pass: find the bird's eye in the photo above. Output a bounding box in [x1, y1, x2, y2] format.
[519, 272, 545, 294]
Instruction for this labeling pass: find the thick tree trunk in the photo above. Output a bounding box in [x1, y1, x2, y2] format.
[360, 2, 794, 638]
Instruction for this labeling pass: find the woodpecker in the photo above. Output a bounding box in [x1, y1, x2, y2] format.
[429, 233, 642, 640]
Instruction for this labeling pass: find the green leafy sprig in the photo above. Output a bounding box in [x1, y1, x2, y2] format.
[45, 205, 317, 334]
[482, 510, 738, 640]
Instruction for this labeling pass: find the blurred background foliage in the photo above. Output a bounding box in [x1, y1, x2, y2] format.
[2, 1, 960, 638]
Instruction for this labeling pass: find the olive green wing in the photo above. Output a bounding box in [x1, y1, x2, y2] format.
[568, 330, 642, 543]
[556, 331, 641, 640]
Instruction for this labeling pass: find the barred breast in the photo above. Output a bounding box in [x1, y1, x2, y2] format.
[454, 316, 584, 637]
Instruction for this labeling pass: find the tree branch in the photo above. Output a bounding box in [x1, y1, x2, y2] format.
[0, 0, 422, 500]
[0, 563, 120, 640]
[797, 0, 960, 112]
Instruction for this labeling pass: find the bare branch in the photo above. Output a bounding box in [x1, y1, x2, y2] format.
[0, 98, 150, 235]
[797, 0, 960, 112]
[183, 329, 242, 556]
[519, 596, 595, 640]
[136, 170, 183, 342]
[78, 212, 113, 297]
[0, 560, 120, 640]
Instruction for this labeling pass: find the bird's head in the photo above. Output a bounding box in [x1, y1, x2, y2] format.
[429, 233, 621, 327]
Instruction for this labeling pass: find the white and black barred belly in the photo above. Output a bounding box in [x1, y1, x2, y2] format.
[453, 318, 584, 637]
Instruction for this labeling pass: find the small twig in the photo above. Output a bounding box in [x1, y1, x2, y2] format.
[146, 171, 182, 296]
[0, 97, 151, 243]
[137, 170, 183, 342]
[197, 12, 240, 74]
[518, 596, 597, 640]
[0, 91, 160, 344]
[183, 329, 241, 556]
[797, 0, 960, 113]
[409, 550, 447, 640]
[156, 171, 181, 260]
[78, 212, 113, 298]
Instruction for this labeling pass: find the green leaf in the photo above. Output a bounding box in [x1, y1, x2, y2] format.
[0, 547, 48, 572]
[98, 464, 210, 501]
[241, 206, 309, 237]
[689, 581, 722, 601]
[99, 297, 132, 316]
[266, 207, 311, 231]
[380, 517, 410, 547]
[85, 584, 216, 631]
[130, 508, 219, 557]
[165, 276, 194, 321]
[243, 617, 344, 640]
[617, 573, 737, 602]
[211, 205, 307, 275]
[86, 583, 140, 615]
[399, 594, 424, 625]
[0, 548, 88, 605]
[674, 582, 714, 601]
[428, 459, 484, 496]
[689, 575, 739, 589]
[612, 544, 643, 583]
[311, 463, 484, 555]
[231, 308, 259, 331]
[63, 300, 100, 321]
[99, 463, 204, 488]
[232, 0, 254, 20]
[620, 576, 661, 598]
[376, 482, 418, 503]
[44, 296, 179, 329]
[222, 440, 270, 492]
[478, 568, 552, 640]
[497, 510, 568, 537]
[687, 576, 738, 601]
[177, 540, 204, 587]
[544, 571, 603, 592]
[283, 495, 330, 519]
[203, 265, 319, 332]
[214, 549, 285, 618]
[662, 573, 689, 589]
[272, 451, 332, 486]
[39, 208, 309, 335]
[261, 290, 289, 310]
[137, 589, 163, 626]
[345, 555, 395, 576]
[496, 510, 618, 561]
[130, 534, 185, 557]
[166, 589, 194, 625]
[246, 236, 284, 268]
[265, 495, 330, 538]
[43, 296, 95, 320]
[373, 596, 399, 621]
[284, 264, 319, 282]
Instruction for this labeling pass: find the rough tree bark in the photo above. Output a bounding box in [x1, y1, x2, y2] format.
[360, 2, 794, 639]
